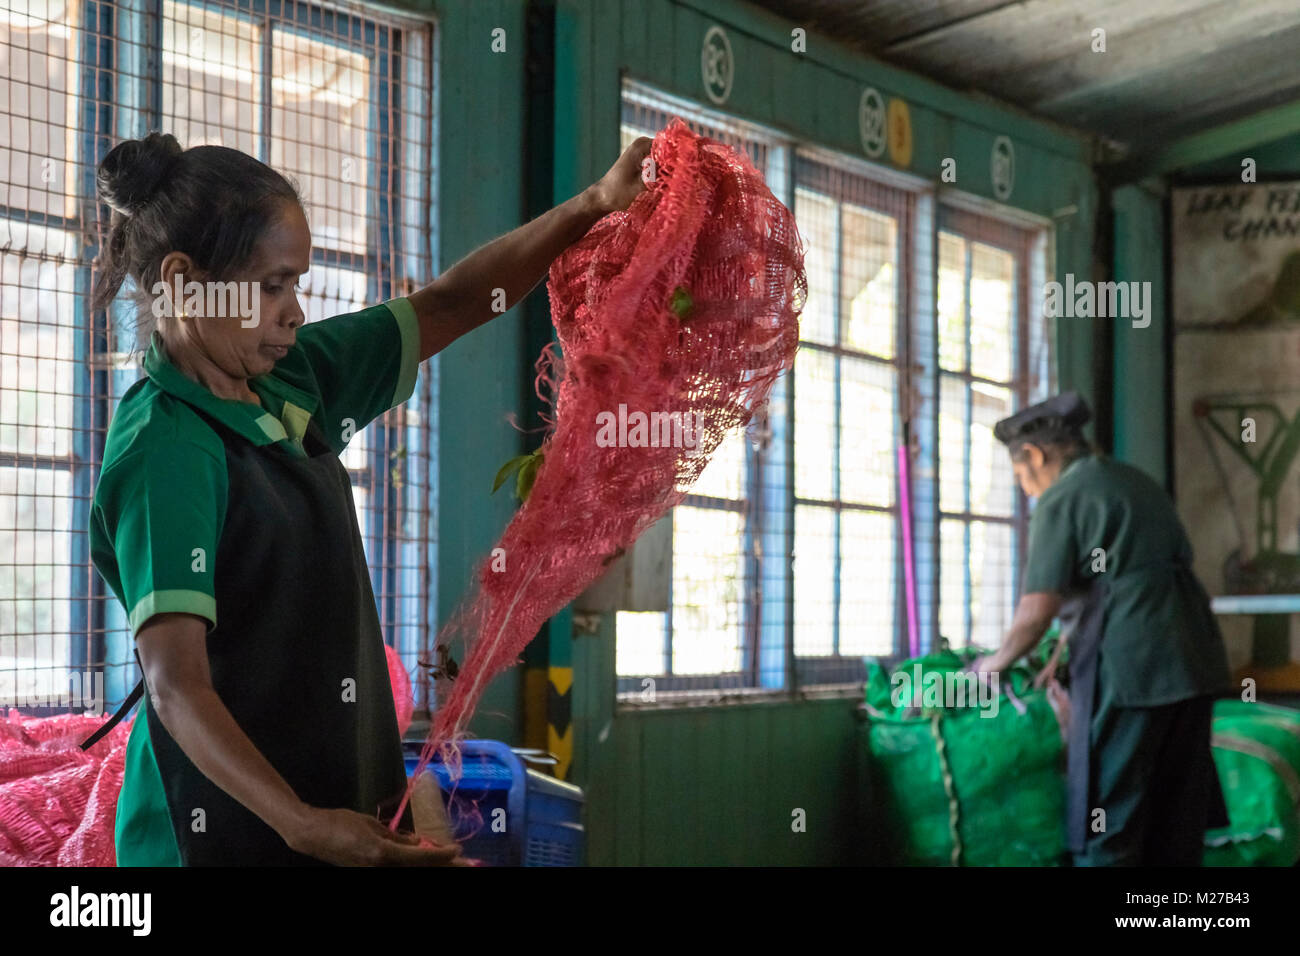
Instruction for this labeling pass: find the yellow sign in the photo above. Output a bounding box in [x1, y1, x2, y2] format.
[887, 98, 913, 168]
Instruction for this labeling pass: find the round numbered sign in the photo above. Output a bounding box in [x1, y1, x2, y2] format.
[702, 25, 734, 105]
[991, 135, 1015, 200]
[859, 88, 886, 158]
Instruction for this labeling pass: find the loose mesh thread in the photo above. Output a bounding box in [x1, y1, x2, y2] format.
[393, 119, 806, 823]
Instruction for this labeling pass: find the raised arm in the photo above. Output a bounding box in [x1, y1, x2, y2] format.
[408, 137, 652, 362]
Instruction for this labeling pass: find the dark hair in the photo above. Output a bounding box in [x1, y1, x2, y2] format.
[1008, 425, 1090, 465]
[91, 132, 302, 333]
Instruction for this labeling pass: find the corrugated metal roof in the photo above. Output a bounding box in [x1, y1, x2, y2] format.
[750, 0, 1300, 157]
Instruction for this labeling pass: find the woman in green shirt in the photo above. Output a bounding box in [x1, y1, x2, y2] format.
[89, 131, 649, 866]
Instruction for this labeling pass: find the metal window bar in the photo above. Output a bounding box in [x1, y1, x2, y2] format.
[935, 203, 1044, 649]
[0, 0, 436, 715]
[790, 153, 915, 685]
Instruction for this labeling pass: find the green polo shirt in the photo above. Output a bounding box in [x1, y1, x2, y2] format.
[91, 297, 420, 866]
[1021, 453, 1230, 706]
[91, 298, 420, 635]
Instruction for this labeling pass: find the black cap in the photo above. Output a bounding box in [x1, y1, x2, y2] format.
[993, 391, 1091, 446]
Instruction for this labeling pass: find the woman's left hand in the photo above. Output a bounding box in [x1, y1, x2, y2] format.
[587, 137, 653, 216]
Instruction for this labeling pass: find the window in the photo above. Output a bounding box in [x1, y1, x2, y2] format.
[2, 0, 92, 710]
[936, 205, 1049, 649]
[614, 82, 791, 694]
[608, 84, 1053, 697]
[791, 155, 914, 682]
[0, 0, 436, 713]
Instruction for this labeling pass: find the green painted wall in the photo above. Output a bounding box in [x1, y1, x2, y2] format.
[1108, 128, 1300, 488]
[1177, 131, 1300, 181]
[1116, 101, 1300, 184]
[575, 615, 871, 866]
[425, 0, 531, 742]
[1111, 183, 1169, 486]
[549, 0, 1099, 865]
[597, 695, 872, 863]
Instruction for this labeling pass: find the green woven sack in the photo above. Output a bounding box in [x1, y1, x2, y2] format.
[864, 649, 1067, 866]
[864, 645, 1300, 866]
[1204, 700, 1300, 867]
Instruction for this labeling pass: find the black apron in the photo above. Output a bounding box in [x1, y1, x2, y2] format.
[91, 412, 413, 864]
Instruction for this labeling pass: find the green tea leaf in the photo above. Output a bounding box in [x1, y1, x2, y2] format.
[670, 285, 694, 319]
[516, 451, 543, 502]
[492, 453, 532, 494]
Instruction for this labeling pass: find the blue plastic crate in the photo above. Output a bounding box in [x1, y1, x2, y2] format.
[403, 740, 584, 866]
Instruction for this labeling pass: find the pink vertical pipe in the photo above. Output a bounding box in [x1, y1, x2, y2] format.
[898, 443, 919, 659]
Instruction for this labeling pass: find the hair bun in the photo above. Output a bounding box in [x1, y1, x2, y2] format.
[96, 132, 183, 216]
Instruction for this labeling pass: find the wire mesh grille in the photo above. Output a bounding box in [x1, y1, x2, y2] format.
[936, 203, 1048, 650]
[0, 0, 436, 714]
[611, 82, 1060, 693]
[792, 153, 915, 678]
[610, 84, 1057, 693]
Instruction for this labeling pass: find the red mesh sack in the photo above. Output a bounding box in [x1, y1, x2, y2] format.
[396, 119, 805, 815]
[386, 642, 414, 737]
[0, 710, 130, 866]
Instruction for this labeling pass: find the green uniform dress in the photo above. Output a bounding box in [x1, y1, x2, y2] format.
[89, 298, 421, 866]
[1021, 453, 1231, 866]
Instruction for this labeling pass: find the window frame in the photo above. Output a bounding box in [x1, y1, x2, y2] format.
[934, 196, 1053, 650]
[788, 149, 931, 685]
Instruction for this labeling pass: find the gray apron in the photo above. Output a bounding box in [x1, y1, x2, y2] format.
[1063, 569, 1230, 854]
[1063, 576, 1108, 854]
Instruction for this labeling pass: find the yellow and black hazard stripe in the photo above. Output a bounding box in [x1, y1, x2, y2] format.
[547, 666, 573, 780]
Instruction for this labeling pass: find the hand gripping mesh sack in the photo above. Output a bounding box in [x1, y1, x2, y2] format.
[398, 119, 806, 810]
